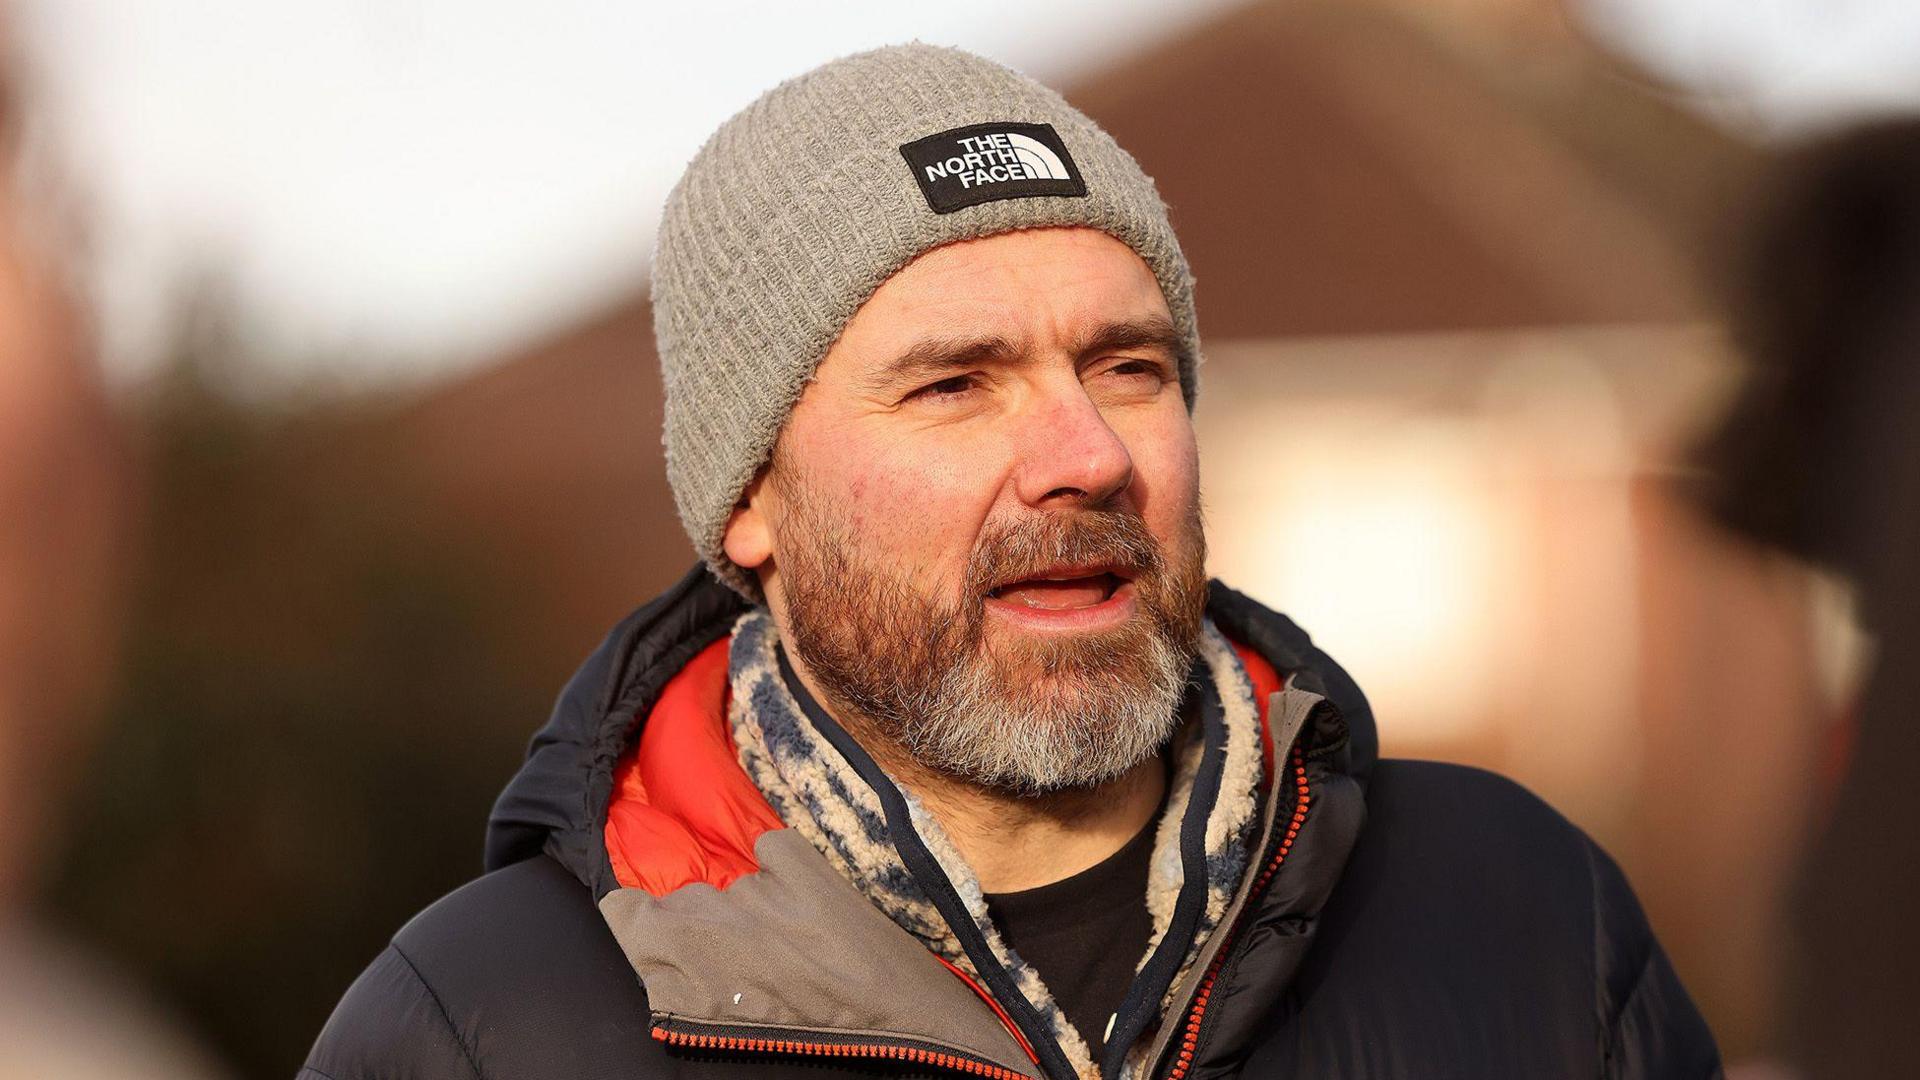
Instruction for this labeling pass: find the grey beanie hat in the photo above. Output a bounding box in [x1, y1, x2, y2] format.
[653, 42, 1199, 598]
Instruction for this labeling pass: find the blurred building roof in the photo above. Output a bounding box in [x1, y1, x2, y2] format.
[345, 0, 1764, 672]
[1072, 0, 1757, 335]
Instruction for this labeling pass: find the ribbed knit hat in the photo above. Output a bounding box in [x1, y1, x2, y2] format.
[653, 42, 1199, 598]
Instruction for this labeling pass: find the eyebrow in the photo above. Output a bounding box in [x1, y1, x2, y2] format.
[1078, 314, 1185, 368]
[861, 315, 1186, 397]
[859, 333, 1024, 397]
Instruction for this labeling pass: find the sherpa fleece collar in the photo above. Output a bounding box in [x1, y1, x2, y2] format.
[726, 609, 1269, 1080]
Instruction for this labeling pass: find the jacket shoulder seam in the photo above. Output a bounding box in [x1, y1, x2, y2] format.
[388, 941, 487, 1080]
[1587, 836, 1659, 1079]
[1604, 947, 1661, 1053]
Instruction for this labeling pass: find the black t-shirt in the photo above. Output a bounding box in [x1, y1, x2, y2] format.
[983, 816, 1157, 1054]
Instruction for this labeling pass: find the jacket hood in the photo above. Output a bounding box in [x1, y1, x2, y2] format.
[485, 563, 1377, 896]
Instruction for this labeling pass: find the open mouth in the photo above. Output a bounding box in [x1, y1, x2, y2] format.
[986, 569, 1127, 610]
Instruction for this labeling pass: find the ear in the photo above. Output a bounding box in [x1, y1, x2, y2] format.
[722, 471, 774, 571]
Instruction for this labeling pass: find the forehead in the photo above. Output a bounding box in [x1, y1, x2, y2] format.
[821, 227, 1172, 377]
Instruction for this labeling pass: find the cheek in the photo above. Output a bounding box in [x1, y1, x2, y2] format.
[1123, 411, 1202, 526]
[816, 437, 1003, 578]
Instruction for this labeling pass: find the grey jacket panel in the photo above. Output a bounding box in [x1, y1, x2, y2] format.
[600, 830, 1041, 1079]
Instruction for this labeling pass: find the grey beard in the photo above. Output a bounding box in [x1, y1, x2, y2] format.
[770, 463, 1208, 796]
[880, 611, 1194, 792]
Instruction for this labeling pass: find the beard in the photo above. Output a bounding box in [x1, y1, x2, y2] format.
[769, 460, 1210, 796]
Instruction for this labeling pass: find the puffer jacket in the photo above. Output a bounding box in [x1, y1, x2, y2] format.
[302, 566, 1721, 1079]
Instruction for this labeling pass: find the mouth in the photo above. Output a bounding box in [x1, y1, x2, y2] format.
[986, 565, 1131, 611]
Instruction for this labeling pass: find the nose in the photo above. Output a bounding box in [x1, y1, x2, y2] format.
[1011, 384, 1135, 509]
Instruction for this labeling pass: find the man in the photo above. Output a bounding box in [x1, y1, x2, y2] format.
[305, 45, 1718, 1079]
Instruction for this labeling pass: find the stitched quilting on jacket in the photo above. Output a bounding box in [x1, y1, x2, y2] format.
[303, 566, 1724, 1080]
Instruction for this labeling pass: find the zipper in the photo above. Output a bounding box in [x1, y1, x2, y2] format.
[652, 1019, 1035, 1080]
[1160, 743, 1313, 1080]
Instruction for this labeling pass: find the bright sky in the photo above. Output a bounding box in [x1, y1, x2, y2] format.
[13, 0, 1920, 388]
[1574, 0, 1920, 131]
[14, 0, 1243, 387]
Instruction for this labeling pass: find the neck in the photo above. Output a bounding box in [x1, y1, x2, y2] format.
[883, 737, 1167, 894]
[782, 649, 1169, 894]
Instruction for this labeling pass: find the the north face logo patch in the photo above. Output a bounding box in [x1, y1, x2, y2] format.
[899, 122, 1088, 214]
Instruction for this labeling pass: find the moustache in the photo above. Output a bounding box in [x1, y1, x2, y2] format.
[965, 509, 1167, 600]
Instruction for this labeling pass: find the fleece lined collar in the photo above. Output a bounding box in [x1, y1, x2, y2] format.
[726, 609, 1270, 1080]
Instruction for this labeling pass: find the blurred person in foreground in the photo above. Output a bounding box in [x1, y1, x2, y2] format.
[0, 45, 221, 1080]
[307, 45, 1718, 1079]
[1692, 119, 1920, 1080]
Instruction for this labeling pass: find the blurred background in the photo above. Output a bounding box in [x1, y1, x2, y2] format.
[5, 0, 1919, 1076]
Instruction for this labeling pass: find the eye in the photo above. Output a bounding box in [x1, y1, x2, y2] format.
[1098, 358, 1172, 384]
[904, 373, 980, 402]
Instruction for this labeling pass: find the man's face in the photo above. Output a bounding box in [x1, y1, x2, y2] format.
[727, 227, 1208, 795]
